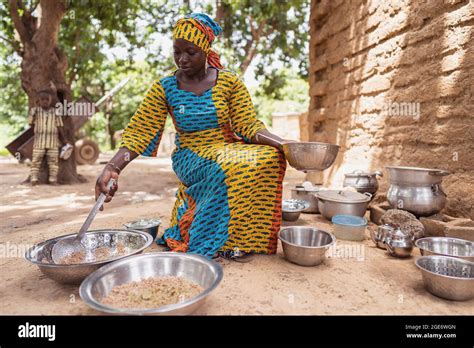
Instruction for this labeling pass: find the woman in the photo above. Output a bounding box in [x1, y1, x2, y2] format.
[95, 13, 295, 260]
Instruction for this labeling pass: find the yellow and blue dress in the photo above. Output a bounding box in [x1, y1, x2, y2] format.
[121, 68, 287, 258]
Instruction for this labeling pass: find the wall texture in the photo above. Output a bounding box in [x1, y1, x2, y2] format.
[307, 0, 474, 218]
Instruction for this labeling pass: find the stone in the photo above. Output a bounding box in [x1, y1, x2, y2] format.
[380, 209, 425, 239]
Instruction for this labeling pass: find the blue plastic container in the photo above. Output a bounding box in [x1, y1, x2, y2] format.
[331, 214, 368, 241]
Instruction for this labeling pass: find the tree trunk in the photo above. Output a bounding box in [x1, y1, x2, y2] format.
[9, 0, 84, 184]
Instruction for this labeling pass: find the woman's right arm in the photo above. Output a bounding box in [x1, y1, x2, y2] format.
[95, 79, 169, 209]
[95, 147, 138, 210]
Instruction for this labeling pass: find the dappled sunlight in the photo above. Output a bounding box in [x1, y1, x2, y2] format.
[0, 192, 93, 213]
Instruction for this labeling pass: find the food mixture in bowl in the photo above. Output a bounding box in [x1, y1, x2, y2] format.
[100, 276, 204, 309]
[56, 242, 127, 265]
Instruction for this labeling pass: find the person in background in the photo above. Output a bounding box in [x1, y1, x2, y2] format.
[28, 90, 67, 186]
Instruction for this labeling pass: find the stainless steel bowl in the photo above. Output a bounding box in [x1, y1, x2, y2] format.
[282, 211, 301, 222]
[415, 237, 474, 262]
[279, 226, 336, 266]
[282, 199, 308, 222]
[124, 218, 162, 241]
[415, 256, 474, 301]
[282, 142, 339, 171]
[25, 229, 153, 284]
[79, 252, 223, 315]
[290, 185, 321, 213]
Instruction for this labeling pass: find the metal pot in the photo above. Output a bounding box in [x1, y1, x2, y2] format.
[315, 190, 372, 220]
[343, 170, 383, 196]
[387, 183, 447, 217]
[290, 183, 322, 213]
[386, 166, 450, 185]
[386, 166, 450, 216]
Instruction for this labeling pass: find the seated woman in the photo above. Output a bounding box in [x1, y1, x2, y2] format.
[95, 13, 295, 260]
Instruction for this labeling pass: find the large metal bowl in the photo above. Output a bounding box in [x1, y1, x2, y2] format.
[79, 252, 223, 315]
[415, 237, 474, 262]
[282, 142, 339, 171]
[415, 256, 474, 301]
[279, 226, 336, 266]
[25, 229, 153, 284]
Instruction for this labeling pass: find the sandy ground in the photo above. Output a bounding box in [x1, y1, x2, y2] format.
[0, 154, 472, 315]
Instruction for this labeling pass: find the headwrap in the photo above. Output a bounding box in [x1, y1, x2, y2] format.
[172, 13, 224, 69]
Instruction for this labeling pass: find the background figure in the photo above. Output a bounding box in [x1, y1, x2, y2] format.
[29, 90, 66, 185]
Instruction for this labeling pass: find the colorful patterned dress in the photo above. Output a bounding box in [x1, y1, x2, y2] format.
[121, 68, 287, 258]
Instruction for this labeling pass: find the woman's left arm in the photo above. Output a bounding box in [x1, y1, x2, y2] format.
[228, 75, 296, 151]
[252, 129, 297, 151]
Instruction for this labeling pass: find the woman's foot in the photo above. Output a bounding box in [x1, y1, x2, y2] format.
[217, 250, 254, 263]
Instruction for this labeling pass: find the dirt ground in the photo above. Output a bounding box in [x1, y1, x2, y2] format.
[0, 154, 472, 315]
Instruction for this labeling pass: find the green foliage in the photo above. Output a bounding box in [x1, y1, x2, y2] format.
[251, 68, 309, 126]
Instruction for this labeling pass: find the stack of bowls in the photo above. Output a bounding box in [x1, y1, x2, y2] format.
[282, 199, 309, 222]
[414, 237, 474, 300]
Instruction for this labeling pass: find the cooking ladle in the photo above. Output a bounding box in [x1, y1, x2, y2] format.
[51, 179, 116, 264]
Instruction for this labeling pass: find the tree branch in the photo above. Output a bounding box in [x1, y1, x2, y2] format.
[240, 18, 268, 74]
[8, 0, 31, 43]
[29, 0, 39, 13]
[0, 34, 23, 54]
[67, 27, 83, 86]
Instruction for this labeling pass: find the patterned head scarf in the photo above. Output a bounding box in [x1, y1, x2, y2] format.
[172, 13, 224, 69]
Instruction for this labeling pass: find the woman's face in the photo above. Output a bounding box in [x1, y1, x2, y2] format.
[173, 38, 207, 76]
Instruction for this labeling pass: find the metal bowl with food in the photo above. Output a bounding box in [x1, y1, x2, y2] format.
[79, 252, 223, 315]
[415, 237, 474, 262]
[282, 199, 309, 222]
[25, 229, 153, 284]
[279, 226, 336, 266]
[415, 255, 474, 301]
[124, 218, 162, 241]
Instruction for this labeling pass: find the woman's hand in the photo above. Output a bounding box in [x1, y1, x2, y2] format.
[279, 139, 298, 151]
[95, 165, 120, 211]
